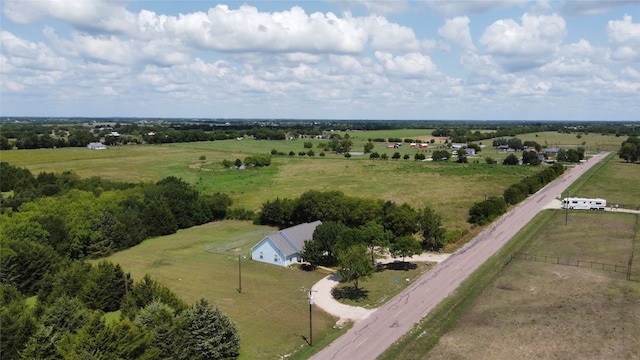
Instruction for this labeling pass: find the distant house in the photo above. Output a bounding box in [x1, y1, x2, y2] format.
[465, 148, 476, 156]
[544, 147, 559, 158]
[251, 221, 322, 267]
[87, 142, 107, 150]
[451, 143, 467, 149]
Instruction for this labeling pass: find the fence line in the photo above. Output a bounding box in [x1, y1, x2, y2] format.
[514, 253, 630, 275]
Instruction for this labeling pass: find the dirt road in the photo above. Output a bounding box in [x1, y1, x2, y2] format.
[310, 152, 610, 360]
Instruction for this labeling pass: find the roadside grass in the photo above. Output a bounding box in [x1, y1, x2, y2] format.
[104, 220, 344, 360]
[333, 261, 435, 309]
[518, 131, 623, 152]
[569, 156, 640, 209]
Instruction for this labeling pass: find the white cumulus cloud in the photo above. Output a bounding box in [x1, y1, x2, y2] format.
[438, 16, 475, 51]
[480, 13, 566, 72]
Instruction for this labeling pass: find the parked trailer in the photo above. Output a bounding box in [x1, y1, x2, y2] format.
[561, 197, 607, 210]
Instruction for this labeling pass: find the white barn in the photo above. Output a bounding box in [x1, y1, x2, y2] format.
[251, 221, 321, 267]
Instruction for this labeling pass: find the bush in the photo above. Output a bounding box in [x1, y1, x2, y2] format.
[468, 196, 507, 225]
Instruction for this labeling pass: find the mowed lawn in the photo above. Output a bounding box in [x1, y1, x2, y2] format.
[104, 220, 342, 360]
[426, 210, 640, 360]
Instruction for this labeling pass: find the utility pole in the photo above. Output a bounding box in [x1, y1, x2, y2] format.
[301, 287, 318, 346]
[237, 255, 242, 293]
[564, 190, 569, 226]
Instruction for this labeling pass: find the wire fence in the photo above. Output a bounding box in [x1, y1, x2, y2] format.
[514, 252, 631, 276]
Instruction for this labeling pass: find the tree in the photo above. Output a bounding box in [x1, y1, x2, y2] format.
[565, 149, 580, 163]
[456, 150, 468, 163]
[390, 236, 422, 262]
[392, 152, 401, 160]
[363, 141, 374, 154]
[522, 150, 541, 165]
[0, 295, 37, 359]
[381, 202, 418, 238]
[336, 245, 374, 290]
[301, 239, 324, 269]
[234, 159, 242, 168]
[180, 298, 240, 360]
[432, 149, 450, 161]
[417, 206, 446, 251]
[80, 260, 130, 312]
[310, 221, 346, 262]
[506, 138, 523, 150]
[359, 221, 392, 264]
[403, 154, 410, 160]
[369, 152, 380, 159]
[502, 153, 519, 165]
[468, 196, 507, 225]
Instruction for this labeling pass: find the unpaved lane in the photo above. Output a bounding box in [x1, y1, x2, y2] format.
[311, 152, 610, 360]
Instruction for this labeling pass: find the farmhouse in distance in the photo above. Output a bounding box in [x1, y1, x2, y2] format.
[251, 220, 321, 267]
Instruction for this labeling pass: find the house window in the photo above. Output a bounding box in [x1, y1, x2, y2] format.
[259, 252, 263, 259]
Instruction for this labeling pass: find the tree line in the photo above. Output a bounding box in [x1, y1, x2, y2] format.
[0, 163, 241, 359]
[0, 163, 232, 259]
[468, 163, 565, 225]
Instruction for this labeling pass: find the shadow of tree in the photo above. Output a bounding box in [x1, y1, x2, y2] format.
[331, 286, 369, 301]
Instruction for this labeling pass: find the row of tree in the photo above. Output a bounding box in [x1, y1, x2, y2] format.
[468, 163, 565, 224]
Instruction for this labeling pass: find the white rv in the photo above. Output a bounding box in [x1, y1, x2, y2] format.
[561, 197, 607, 211]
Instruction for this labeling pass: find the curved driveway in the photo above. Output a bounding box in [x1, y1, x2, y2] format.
[311, 152, 610, 360]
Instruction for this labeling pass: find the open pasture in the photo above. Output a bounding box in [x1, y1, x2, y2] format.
[424, 210, 640, 360]
[104, 220, 342, 360]
[0, 130, 627, 230]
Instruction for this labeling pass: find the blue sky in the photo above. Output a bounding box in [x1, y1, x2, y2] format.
[1, 0, 639, 120]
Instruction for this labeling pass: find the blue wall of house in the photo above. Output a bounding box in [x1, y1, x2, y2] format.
[251, 238, 288, 267]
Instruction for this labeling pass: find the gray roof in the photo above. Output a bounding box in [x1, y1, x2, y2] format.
[266, 220, 322, 258]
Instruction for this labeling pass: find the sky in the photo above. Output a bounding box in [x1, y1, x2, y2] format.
[1, 0, 639, 121]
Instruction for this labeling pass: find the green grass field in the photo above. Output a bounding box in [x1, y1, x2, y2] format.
[104, 220, 343, 359]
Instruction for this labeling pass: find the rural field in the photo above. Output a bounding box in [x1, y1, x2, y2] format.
[426, 211, 640, 360]
[0, 130, 625, 232]
[383, 154, 640, 359]
[2, 127, 635, 358]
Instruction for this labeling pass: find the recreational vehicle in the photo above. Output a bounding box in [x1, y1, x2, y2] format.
[561, 197, 607, 211]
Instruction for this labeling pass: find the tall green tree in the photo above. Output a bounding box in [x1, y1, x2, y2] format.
[359, 221, 392, 264]
[417, 206, 446, 251]
[337, 245, 374, 290]
[80, 261, 130, 312]
[180, 298, 240, 360]
[390, 236, 422, 262]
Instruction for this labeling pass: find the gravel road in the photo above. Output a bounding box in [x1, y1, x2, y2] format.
[310, 152, 611, 360]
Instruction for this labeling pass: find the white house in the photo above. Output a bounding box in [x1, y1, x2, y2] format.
[87, 142, 107, 150]
[251, 220, 322, 267]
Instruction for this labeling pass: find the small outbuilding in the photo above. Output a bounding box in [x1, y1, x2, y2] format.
[251, 221, 321, 267]
[87, 142, 107, 150]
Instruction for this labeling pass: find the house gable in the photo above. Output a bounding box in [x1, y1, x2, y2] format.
[251, 220, 322, 267]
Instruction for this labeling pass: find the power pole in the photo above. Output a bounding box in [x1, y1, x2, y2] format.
[237, 255, 242, 293]
[301, 287, 318, 346]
